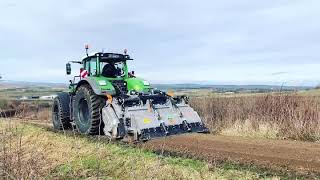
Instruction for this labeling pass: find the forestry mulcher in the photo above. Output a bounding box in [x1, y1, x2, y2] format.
[52, 46, 208, 141]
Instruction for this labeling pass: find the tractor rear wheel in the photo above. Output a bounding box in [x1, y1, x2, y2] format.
[52, 92, 72, 130]
[73, 85, 106, 135]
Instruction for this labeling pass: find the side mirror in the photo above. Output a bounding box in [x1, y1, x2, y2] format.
[66, 63, 71, 75]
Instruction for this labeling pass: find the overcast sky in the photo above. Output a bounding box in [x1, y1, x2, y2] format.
[0, 0, 319, 86]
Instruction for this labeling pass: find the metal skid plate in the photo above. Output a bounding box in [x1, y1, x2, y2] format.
[176, 104, 203, 124]
[102, 104, 120, 137]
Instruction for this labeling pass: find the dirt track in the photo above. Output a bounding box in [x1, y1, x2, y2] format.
[24, 120, 320, 175]
[142, 134, 320, 174]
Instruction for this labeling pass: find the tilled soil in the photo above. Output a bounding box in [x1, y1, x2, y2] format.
[22, 120, 320, 175]
[142, 134, 320, 175]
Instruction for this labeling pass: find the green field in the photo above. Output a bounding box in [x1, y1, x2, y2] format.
[0, 87, 65, 100]
[0, 82, 317, 100]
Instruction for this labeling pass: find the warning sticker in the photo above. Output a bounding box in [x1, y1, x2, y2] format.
[143, 118, 151, 124]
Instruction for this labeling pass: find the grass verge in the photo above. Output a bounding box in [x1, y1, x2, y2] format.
[0, 119, 296, 179]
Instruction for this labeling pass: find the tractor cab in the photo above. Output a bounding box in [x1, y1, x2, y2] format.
[81, 53, 132, 78]
[66, 50, 150, 96]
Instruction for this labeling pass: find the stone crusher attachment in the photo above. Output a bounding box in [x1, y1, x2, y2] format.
[52, 46, 209, 142]
[102, 92, 208, 141]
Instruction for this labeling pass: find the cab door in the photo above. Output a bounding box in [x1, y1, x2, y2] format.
[84, 58, 98, 76]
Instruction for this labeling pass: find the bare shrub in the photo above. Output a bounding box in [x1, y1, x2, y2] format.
[0, 121, 48, 179]
[14, 102, 51, 121]
[191, 94, 320, 141]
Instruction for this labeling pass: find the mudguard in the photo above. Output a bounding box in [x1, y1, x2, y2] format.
[76, 78, 116, 95]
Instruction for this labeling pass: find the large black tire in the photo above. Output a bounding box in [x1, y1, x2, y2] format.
[73, 85, 105, 135]
[52, 92, 72, 130]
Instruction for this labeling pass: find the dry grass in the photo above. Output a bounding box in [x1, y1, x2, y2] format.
[1, 94, 315, 179]
[4, 93, 320, 141]
[191, 94, 320, 141]
[0, 119, 276, 179]
[0, 121, 49, 179]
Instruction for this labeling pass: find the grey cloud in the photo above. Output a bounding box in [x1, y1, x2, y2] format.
[0, 0, 319, 86]
[270, 72, 289, 76]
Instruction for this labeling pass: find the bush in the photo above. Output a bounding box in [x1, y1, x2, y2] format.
[0, 99, 8, 109]
[190, 94, 320, 141]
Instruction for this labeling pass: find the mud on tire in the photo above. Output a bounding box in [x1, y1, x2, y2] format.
[52, 92, 72, 130]
[73, 85, 106, 135]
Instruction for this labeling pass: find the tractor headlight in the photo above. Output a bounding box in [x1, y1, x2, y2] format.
[143, 81, 150, 86]
[98, 80, 107, 86]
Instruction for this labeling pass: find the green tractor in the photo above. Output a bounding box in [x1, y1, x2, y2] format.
[52, 47, 208, 141]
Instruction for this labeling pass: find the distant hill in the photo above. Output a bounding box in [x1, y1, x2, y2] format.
[0, 80, 67, 89]
[0, 80, 313, 92]
[152, 84, 313, 92]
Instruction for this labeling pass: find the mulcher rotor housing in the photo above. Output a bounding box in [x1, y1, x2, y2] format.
[52, 49, 208, 141]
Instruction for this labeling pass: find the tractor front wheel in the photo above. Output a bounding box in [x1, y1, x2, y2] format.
[73, 85, 105, 135]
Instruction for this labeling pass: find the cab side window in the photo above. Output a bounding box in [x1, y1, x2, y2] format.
[84, 58, 97, 76]
[89, 59, 97, 76]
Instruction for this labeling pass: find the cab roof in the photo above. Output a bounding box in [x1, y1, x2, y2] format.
[82, 52, 133, 63]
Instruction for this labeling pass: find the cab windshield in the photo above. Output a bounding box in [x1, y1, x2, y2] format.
[100, 61, 125, 78]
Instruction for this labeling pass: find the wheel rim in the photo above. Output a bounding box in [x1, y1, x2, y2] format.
[78, 98, 89, 125]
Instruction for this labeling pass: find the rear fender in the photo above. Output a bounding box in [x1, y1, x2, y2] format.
[76, 78, 116, 95]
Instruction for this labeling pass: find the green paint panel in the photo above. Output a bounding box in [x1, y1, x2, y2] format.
[90, 76, 115, 91]
[126, 78, 150, 92]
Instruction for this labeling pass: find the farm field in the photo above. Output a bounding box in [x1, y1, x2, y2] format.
[0, 87, 65, 100]
[1, 119, 319, 179]
[191, 94, 320, 141]
[143, 134, 320, 175]
[0, 119, 287, 179]
[1, 87, 320, 179]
